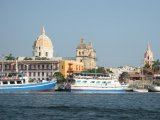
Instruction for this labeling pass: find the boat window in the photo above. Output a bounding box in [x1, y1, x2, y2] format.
[102, 81, 106, 83]
[18, 74, 22, 77]
[23, 80, 25, 83]
[10, 81, 15, 84]
[83, 81, 87, 83]
[96, 81, 100, 84]
[77, 80, 81, 83]
[91, 81, 95, 83]
[3, 81, 8, 84]
[17, 81, 22, 84]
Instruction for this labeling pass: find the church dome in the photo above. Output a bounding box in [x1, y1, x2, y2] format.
[33, 27, 54, 58]
[33, 27, 53, 49]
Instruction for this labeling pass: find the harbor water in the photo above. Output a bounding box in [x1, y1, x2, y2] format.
[0, 92, 160, 120]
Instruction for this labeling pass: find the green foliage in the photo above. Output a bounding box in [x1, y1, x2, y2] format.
[53, 72, 65, 83]
[83, 67, 106, 73]
[106, 69, 113, 73]
[152, 59, 160, 74]
[35, 57, 49, 60]
[119, 72, 128, 83]
[144, 63, 151, 69]
[5, 54, 15, 60]
[24, 57, 32, 60]
[28, 78, 36, 83]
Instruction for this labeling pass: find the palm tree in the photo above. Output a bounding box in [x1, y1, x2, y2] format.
[152, 59, 160, 74]
[5, 54, 15, 60]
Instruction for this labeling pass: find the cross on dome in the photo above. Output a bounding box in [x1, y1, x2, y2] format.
[41, 26, 45, 35]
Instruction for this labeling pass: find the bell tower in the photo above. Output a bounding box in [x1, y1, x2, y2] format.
[76, 37, 96, 70]
[144, 42, 154, 67]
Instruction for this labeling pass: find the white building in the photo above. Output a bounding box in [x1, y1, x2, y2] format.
[33, 27, 54, 59]
[109, 65, 140, 78]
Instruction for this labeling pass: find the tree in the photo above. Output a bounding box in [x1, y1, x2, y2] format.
[5, 54, 15, 60]
[144, 63, 151, 69]
[119, 72, 128, 83]
[24, 57, 32, 60]
[53, 72, 65, 83]
[152, 59, 160, 74]
[35, 57, 49, 60]
[82, 67, 106, 73]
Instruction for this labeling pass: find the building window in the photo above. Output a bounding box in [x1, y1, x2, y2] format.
[38, 72, 40, 76]
[80, 60, 83, 62]
[62, 66, 63, 69]
[46, 52, 48, 57]
[42, 65, 44, 69]
[39, 52, 41, 56]
[42, 72, 44, 76]
[79, 52, 81, 55]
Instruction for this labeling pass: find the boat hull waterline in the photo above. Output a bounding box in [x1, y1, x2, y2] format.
[71, 86, 128, 93]
[0, 81, 56, 92]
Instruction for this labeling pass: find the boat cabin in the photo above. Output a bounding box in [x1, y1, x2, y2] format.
[0, 72, 28, 85]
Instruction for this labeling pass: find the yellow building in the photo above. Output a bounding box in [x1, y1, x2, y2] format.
[59, 60, 84, 78]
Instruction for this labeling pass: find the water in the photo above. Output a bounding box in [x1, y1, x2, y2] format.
[0, 92, 160, 120]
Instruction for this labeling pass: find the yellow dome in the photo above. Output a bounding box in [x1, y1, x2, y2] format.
[33, 27, 53, 49]
[34, 35, 53, 49]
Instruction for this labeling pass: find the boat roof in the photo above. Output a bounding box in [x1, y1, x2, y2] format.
[74, 72, 110, 76]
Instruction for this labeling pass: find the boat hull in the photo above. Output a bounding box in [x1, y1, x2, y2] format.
[148, 85, 160, 92]
[71, 86, 128, 93]
[0, 81, 56, 92]
[133, 89, 148, 92]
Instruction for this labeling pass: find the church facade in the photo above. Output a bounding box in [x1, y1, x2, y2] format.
[144, 43, 154, 67]
[76, 37, 96, 70]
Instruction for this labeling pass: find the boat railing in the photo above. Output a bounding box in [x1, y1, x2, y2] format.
[74, 76, 115, 80]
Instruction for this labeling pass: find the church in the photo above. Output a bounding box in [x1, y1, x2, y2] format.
[76, 37, 97, 70]
[33, 27, 54, 59]
[144, 42, 154, 67]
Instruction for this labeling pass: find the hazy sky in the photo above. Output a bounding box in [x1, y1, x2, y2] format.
[0, 0, 160, 67]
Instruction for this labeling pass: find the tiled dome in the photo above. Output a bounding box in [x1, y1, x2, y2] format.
[33, 27, 53, 49]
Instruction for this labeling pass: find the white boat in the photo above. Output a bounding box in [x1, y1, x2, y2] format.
[0, 72, 56, 92]
[148, 75, 160, 92]
[70, 73, 129, 93]
[148, 84, 160, 92]
[133, 88, 148, 92]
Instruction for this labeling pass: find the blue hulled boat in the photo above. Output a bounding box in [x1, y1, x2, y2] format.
[0, 72, 56, 92]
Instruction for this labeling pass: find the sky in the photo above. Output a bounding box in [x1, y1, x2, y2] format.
[0, 0, 160, 67]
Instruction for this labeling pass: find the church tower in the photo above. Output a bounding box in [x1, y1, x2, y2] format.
[32, 27, 54, 59]
[144, 42, 154, 66]
[76, 37, 96, 70]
